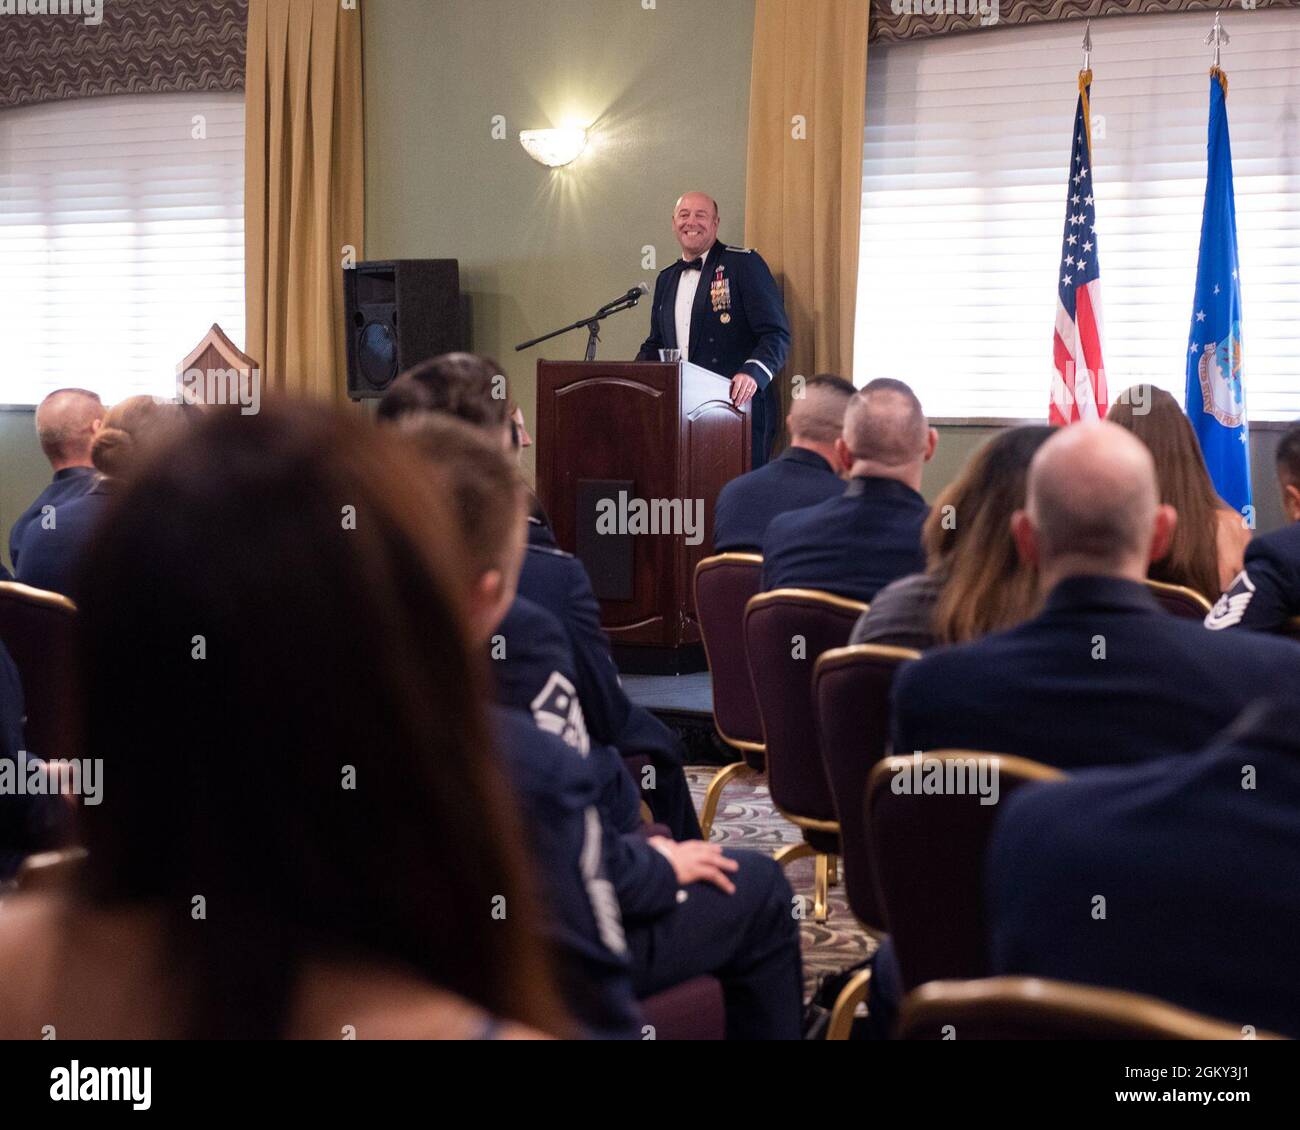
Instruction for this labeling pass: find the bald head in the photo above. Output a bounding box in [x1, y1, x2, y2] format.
[35, 388, 105, 469]
[788, 375, 855, 446]
[1019, 421, 1173, 582]
[675, 191, 718, 218]
[673, 192, 721, 259]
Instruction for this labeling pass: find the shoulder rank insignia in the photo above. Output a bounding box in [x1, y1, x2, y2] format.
[530, 671, 590, 755]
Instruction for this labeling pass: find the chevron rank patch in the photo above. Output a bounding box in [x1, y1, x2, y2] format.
[1205, 569, 1256, 631]
[529, 670, 590, 755]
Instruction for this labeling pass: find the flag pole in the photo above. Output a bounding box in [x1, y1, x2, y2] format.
[1206, 12, 1230, 92]
[1079, 20, 1093, 153]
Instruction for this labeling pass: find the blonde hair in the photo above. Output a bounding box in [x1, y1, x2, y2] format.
[91, 396, 182, 479]
[1107, 385, 1221, 600]
[928, 426, 1054, 644]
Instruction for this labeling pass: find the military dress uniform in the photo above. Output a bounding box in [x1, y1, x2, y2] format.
[490, 705, 644, 1039]
[489, 597, 804, 1040]
[761, 476, 929, 604]
[1205, 521, 1300, 634]
[892, 576, 1300, 772]
[636, 240, 791, 467]
[518, 518, 703, 840]
[987, 698, 1300, 1038]
[8, 465, 96, 573]
[15, 479, 114, 598]
[713, 447, 844, 553]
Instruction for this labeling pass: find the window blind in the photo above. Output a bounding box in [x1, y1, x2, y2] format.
[855, 10, 1300, 422]
[0, 92, 245, 406]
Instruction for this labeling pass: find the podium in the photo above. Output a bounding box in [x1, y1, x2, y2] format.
[536, 360, 751, 663]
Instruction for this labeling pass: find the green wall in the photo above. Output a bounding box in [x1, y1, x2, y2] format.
[362, 0, 757, 481]
[0, 410, 46, 573]
[927, 423, 1289, 535]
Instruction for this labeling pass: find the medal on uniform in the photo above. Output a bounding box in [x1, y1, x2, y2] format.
[712, 267, 732, 323]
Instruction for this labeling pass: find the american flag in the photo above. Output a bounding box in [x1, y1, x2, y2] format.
[1050, 74, 1108, 425]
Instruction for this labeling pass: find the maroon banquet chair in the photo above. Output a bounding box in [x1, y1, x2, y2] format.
[640, 976, 725, 1040]
[743, 587, 868, 921]
[897, 978, 1288, 1041]
[1144, 578, 1212, 619]
[812, 643, 920, 1037]
[866, 752, 1065, 991]
[0, 580, 80, 761]
[814, 643, 920, 929]
[694, 554, 766, 839]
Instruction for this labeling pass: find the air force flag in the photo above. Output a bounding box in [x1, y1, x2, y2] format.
[1185, 68, 1251, 517]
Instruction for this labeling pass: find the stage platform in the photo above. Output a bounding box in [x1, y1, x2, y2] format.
[621, 671, 733, 766]
[621, 672, 712, 719]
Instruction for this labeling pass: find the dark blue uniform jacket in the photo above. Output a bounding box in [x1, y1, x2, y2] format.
[987, 698, 1300, 1037]
[713, 447, 843, 553]
[893, 575, 1300, 770]
[636, 240, 790, 466]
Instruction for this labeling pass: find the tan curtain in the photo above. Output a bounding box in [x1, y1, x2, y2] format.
[745, 0, 869, 428]
[245, 0, 364, 400]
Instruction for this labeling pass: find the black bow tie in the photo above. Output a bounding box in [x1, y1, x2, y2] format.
[682, 258, 704, 271]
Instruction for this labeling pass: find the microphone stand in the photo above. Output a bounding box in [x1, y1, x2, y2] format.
[515, 292, 644, 362]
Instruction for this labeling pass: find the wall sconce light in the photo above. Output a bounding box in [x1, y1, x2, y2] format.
[519, 127, 588, 168]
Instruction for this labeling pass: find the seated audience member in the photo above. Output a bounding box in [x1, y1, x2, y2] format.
[401, 413, 805, 1040]
[506, 397, 549, 525]
[761, 379, 934, 603]
[492, 595, 643, 836]
[397, 415, 640, 1035]
[892, 422, 1300, 770]
[0, 642, 70, 883]
[488, 703, 641, 1038]
[850, 426, 1053, 650]
[7, 388, 104, 575]
[378, 354, 702, 840]
[0, 402, 563, 1040]
[987, 697, 1300, 1037]
[712, 374, 854, 552]
[1206, 422, 1300, 634]
[16, 396, 179, 597]
[1108, 384, 1250, 597]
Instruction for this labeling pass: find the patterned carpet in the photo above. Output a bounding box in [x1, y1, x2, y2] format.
[685, 765, 877, 1001]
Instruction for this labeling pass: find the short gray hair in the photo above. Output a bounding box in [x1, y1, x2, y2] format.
[35, 388, 104, 464]
[843, 379, 928, 466]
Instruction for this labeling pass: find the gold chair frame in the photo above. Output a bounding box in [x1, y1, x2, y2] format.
[743, 587, 868, 922]
[1144, 577, 1213, 616]
[693, 554, 766, 841]
[899, 976, 1288, 1041]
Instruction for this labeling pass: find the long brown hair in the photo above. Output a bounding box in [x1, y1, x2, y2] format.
[72, 399, 567, 1037]
[1107, 385, 1221, 599]
[928, 426, 1054, 644]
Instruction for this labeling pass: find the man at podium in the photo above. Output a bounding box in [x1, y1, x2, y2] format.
[636, 192, 791, 467]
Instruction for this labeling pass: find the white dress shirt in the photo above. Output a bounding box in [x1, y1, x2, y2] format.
[674, 254, 706, 361]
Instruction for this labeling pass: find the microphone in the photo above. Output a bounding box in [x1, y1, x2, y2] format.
[598, 282, 649, 311]
[513, 284, 650, 354]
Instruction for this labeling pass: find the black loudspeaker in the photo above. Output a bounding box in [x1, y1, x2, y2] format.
[344, 259, 464, 399]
